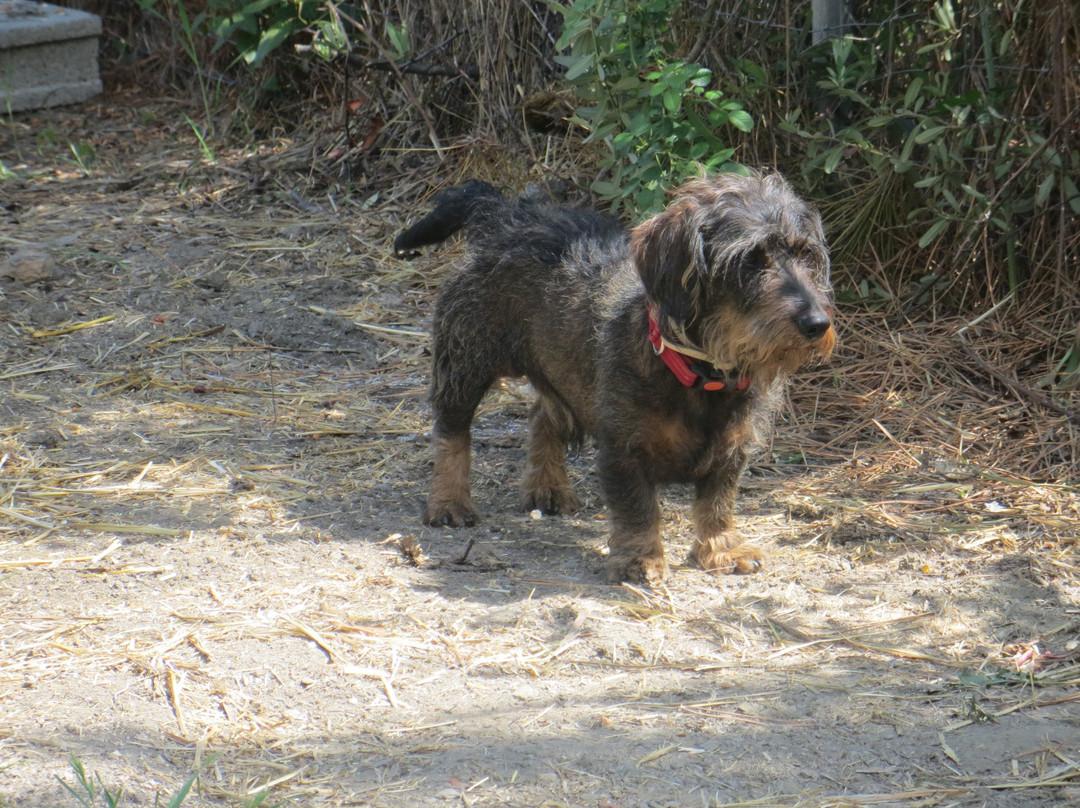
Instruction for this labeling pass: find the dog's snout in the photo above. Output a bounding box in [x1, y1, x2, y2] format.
[795, 311, 831, 341]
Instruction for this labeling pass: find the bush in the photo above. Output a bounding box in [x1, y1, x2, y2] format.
[779, 1, 1079, 298]
[552, 0, 752, 215]
[115, 0, 562, 150]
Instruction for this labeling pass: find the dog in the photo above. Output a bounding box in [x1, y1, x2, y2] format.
[395, 171, 835, 583]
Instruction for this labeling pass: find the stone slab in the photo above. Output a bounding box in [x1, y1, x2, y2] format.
[0, 1, 102, 111]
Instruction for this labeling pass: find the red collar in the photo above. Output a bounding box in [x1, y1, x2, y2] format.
[647, 305, 751, 392]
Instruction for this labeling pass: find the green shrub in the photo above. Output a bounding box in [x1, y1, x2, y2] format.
[773, 0, 1078, 296]
[552, 0, 752, 215]
[134, 0, 357, 76]
[204, 0, 355, 67]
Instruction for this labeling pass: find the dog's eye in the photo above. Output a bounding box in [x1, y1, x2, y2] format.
[740, 246, 766, 273]
[798, 247, 829, 279]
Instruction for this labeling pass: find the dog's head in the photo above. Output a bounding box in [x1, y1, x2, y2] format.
[631, 170, 835, 385]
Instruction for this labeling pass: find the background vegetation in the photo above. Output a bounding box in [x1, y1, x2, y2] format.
[85, 0, 1077, 302]
[48, 0, 1080, 473]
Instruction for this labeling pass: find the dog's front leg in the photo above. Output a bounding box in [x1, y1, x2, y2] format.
[689, 458, 764, 574]
[598, 445, 668, 584]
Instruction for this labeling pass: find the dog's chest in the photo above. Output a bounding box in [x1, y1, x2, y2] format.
[638, 401, 754, 480]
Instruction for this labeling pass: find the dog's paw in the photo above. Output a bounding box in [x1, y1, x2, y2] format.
[606, 554, 669, 585]
[522, 486, 583, 515]
[423, 498, 478, 528]
[689, 540, 765, 575]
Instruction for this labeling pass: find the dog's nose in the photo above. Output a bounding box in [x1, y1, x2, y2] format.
[795, 311, 831, 341]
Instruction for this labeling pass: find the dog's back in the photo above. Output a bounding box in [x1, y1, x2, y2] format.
[393, 180, 625, 268]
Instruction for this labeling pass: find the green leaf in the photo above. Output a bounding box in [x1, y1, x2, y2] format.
[626, 112, 652, 136]
[838, 127, 867, 145]
[247, 18, 300, 65]
[738, 60, 767, 83]
[385, 21, 409, 59]
[903, 77, 924, 110]
[1065, 177, 1080, 214]
[684, 108, 723, 147]
[823, 145, 844, 174]
[662, 87, 682, 113]
[704, 148, 735, 168]
[612, 75, 643, 92]
[312, 19, 346, 59]
[690, 68, 712, 88]
[918, 218, 949, 248]
[727, 109, 753, 132]
[961, 184, 988, 203]
[164, 770, 199, 808]
[642, 164, 664, 183]
[913, 175, 941, 188]
[1035, 173, 1055, 207]
[563, 52, 596, 81]
[866, 115, 896, 128]
[591, 180, 622, 197]
[914, 124, 948, 144]
[900, 129, 918, 163]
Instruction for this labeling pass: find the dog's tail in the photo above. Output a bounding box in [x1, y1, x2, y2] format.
[393, 179, 504, 259]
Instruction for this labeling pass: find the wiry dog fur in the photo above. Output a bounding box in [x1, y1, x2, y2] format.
[396, 171, 835, 583]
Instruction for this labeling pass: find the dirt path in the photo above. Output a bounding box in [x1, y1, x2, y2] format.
[1, 100, 1078, 808]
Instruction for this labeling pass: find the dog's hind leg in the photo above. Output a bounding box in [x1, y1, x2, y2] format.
[521, 397, 583, 515]
[688, 457, 765, 574]
[426, 430, 479, 527]
[424, 355, 493, 528]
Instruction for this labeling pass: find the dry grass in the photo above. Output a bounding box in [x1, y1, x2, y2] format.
[1, 98, 1078, 808]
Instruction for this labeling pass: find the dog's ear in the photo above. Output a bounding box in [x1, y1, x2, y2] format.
[630, 199, 706, 326]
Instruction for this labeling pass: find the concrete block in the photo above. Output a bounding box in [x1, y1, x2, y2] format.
[0, 1, 102, 112]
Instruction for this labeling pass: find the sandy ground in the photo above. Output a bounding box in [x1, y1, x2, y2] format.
[1, 98, 1078, 808]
